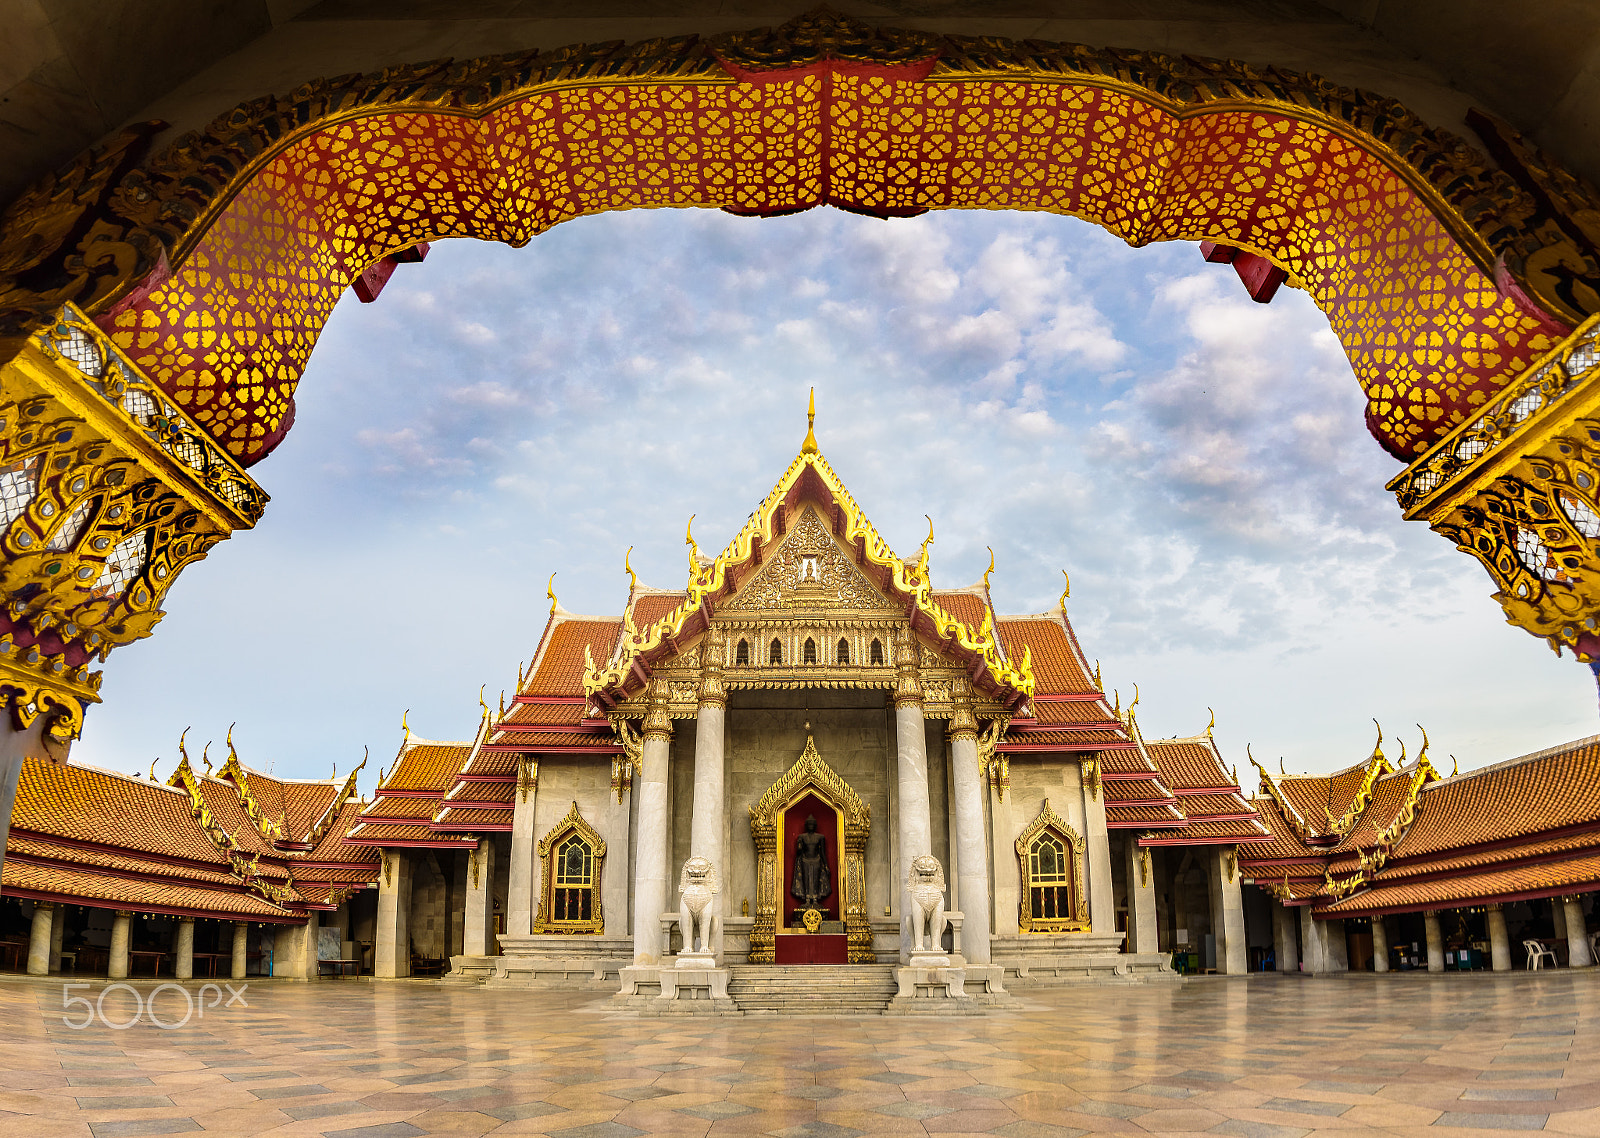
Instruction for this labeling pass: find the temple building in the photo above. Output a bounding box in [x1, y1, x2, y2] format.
[3, 416, 1599, 1006]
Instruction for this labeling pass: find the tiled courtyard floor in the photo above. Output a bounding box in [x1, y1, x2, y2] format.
[0, 970, 1596, 1138]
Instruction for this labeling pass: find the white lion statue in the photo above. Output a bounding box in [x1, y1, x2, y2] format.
[677, 855, 721, 958]
[906, 853, 947, 956]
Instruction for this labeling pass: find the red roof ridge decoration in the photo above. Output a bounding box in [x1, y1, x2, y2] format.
[581, 436, 1034, 707]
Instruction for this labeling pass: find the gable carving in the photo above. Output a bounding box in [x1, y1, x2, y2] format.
[724, 506, 894, 613]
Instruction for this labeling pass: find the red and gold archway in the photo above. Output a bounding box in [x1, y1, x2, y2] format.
[1, 9, 1599, 739]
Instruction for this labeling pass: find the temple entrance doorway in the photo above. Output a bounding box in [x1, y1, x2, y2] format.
[748, 736, 875, 964]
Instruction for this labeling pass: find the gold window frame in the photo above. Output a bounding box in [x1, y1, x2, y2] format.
[1016, 798, 1089, 933]
[534, 801, 606, 934]
[748, 735, 874, 963]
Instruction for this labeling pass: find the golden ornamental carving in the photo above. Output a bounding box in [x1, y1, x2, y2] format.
[215, 726, 286, 842]
[0, 304, 264, 740]
[978, 720, 1008, 800]
[948, 677, 978, 739]
[724, 506, 893, 613]
[747, 735, 874, 964]
[1016, 798, 1089, 934]
[893, 625, 924, 708]
[1081, 756, 1101, 801]
[641, 681, 673, 741]
[696, 626, 726, 709]
[1390, 316, 1600, 656]
[516, 756, 538, 803]
[534, 801, 606, 935]
[1323, 741, 1439, 900]
[585, 447, 1033, 703]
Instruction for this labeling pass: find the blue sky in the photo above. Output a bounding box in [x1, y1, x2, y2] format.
[76, 207, 1594, 787]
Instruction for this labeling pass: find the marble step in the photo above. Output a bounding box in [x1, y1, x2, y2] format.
[726, 964, 899, 1014]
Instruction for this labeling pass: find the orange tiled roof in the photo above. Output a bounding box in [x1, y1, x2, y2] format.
[1320, 851, 1600, 916]
[931, 590, 990, 634]
[443, 781, 515, 805]
[1238, 799, 1323, 861]
[996, 617, 1093, 693]
[627, 591, 688, 633]
[489, 730, 620, 749]
[384, 741, 471, 792]
[12, 759, 230, 866]
[2, 858, 293, 918]
[500, 702, 588, 727]
[1107, 803, 1186, 825]
[1030, 700, 1119, 726]
[1148, 817, 1273, 843]
[433, 807, 513, 829]
[999, 728, 1130, 748]
[305, 804, 379, 864]
[1380, 828, 1600, 882]
[7, 836, 242, 886]
[1146, 739, 1241, 790]
[1175, 792, 1255, 817]
[1104, 776, 1175, 803]
[342, 821, 475, 845]
[527, 618, 623, 697]
[1277, 760, 1376, 830]
[359, 795, 439, 820]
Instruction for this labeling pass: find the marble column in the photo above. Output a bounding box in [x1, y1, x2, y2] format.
[1552, 896, 1568, 940]
[893, 628, 933, 962]
[108, 911, 132, 979]
[375, 850, 413, 978]
[26, 901, 53, 975]
[631, 682, 673, 966]
[175, 917, 195, 980]
[1206, 847, 1248, 974]
[49, 904, 65, 973]
[1563, 896, 1592, 966]
[507, 757, 538, 937]
[0, 719, 54, 893]
[1372, 915, 1389, 972]
[232, 922, 249, 980]
[691, 629, 727, 959]
[276, 912, 319, 980]
[947, 683, 991, 964]
[1083, 759, 1116, 936]
[1124, 840, 1159, 955]
[1272, 902, 1299, 974]
[1487, 905, 1512, 971]
[1299, 907, 1347, 974]
[463, 837, 496, 956]
[1424, 910, 1444, 972]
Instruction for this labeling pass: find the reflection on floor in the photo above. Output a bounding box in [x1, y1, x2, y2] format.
[0, 971, 1596, 1136]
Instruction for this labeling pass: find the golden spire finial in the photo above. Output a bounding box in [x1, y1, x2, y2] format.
[686, 515, 701, 570]
[1372, 718, 1385, 764]
[915, 515, 935, 579]
[1112, 688, 1120, 716]
[1206, 707, 1215, 738]
[1279, 756, 1286, 776]
[226, 722, 238, 763]
[1450, 753, 1459, 776]
[1415, 723, 1430, 767]
[499, 689, 506, 719]
[1058, 569, 1070, 609]
[546, 573, 558, 615]
[1093, 659, 1102, 690]
[401, 708, 411, 748]
[149, 758, 158, 780]
[201, 742, 212, 776]
[624, 546, 639, 592]
[981, 546, 995, 592]
[354, 746, 368, 775]
[479, 685, 489, 723]
[802, 387, 818, 453]
[331, 760, 337, 779]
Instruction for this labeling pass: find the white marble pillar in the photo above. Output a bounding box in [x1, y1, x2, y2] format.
[463, 838, 496, 956]
[175, 917, 195, 980]
[232, 922, 249, 980]
[893, 629, 933, 962]
[0, 719, 54, 893]
[507, 757, 538, 937]
[989, 774, 1018, 935]
[1552, 896, 1568, 940]
[49, 904, 65, 973]
[26, 901, 53, 975]
[1371, 915, 1389, 973]
[1299, 906, 1347, 974]
[1563, 896, 1592, 966]
[1083, 759, 1115, 936]
[1124, 840, 1159, 955]
[1487, 905, 1512, 971]
[1424, 910, 1444, 972]
[947, 685, 991, 964]
[1272, 902, 1299, 973]
[1206, 847, 1248, 973]
[631, 684, 673, 965]
[691, 630, 728, 959]
[275, 912, 319, 980]
[108, 911, 132, 979]
[375, 850, 413, 978]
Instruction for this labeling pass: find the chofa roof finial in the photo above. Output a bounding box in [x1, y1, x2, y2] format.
[802, 387, 818, 454]
[546, 572, 558, 615]
[1058, 569, 1070, 610]
[624, 546, 638, 593]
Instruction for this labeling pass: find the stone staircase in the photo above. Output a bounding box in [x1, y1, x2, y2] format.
[726, 964, 899, 1015]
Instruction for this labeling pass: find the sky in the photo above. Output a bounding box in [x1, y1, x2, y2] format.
[73, 206, 1597, 789]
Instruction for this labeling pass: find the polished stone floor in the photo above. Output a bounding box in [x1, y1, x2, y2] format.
[0, 971, 1596, 1138]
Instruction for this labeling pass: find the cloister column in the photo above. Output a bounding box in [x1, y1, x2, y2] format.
[1083, 759, 1115, 936]
[1372, 915, 1389, 973]
[1124, 841, 1159, 955]
[231, 922, 248, 980]
[108, 911, 132, 979]
[1562, 896, 1592, 966]
[49, 904, 65, 972]
[1424, 910, 1444, 972]
[1206, 847, 1247, 974]
[1552, 897, 1568, 940]
[1487, 905, 1512, 971]
[947, 681, 991, 963]
[1272, 902, 1299, 974]
[507, 757, 538, 937]
[375, 850, 413, 978]
[893, 627, 933, 962]
[26, 901, 53, 975]
[1300, 907, 1347, 974]
[275, 912, 319, 980]
[631, 682, 673, 966]
[175, 917, 195, 980]
[690, 629, 727, 958]
[463, 838, 496, 956]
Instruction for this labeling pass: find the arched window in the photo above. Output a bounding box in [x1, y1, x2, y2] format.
[803, 637, 818, 664]
[535, 803, 606, 933]
[769, 638, 782, 665]
[837, 638, 850, 664]
[735, 638, 750, 666]
[869, 638, 885, 665]
[1015, 799, 1087, 933]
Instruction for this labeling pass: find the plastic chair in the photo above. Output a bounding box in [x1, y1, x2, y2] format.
[1524, 940, 1557, 970]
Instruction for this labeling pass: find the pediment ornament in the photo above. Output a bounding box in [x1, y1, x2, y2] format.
[725, 506, 893, 613]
